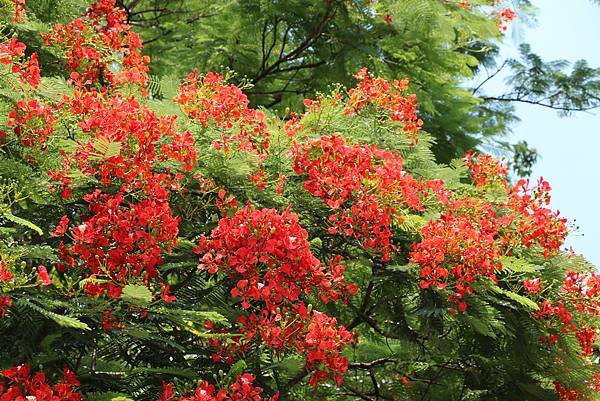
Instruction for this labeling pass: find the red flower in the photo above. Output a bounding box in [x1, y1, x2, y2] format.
[0, 363, 82, 400]
[162, 373, 279, 401]
[174, 71, 270, 156]
[160, 283, 176, 302]
[11, 0, 27, 22]
[37, 265, 54, 286]
[345, 68, 422, 143]
[0, 260, 14, 283]
[0, 295, 11, 318]
[524, 278, 541, 294]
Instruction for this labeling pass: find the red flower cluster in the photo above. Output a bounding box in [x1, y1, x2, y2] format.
[47, 89, 196, 198]
[10, 0, 26, 22]
[554, 381, 580, 401]
[0, 295, 11, 318]
[346, 68, 423, 143]
[7, 99, 55, 147]
[237, 304, 353, 387]
[411, 198, 501, 312]
[0, 364, 82, 401]
[53, 191, 179, 299]
[292, 135, 445, 260]
[451, 1, 516, 31]
[0, 38, 40, 88]
[507, 178, 568, 256]
[41, 0, 149, 87]
[562, 271, 600, 315]
[523, 278, 541, 294]
[495, 7, 517, 31]
[0, 259, 14, 283]
[196, 205, 355, 386]
[575, 326, 597, 356]
[204, 320, 250, 365]
[463, 151, 508, 188]
[303, 310, 353, 386]
[534, 301, 575, 333]
[410, 154, 568, 312]
[0, 38, 25, 64]
[157, 374, 279, 401]
[0, 260, 12, 318]
[175, 71, 270, 157]
[533, 271, 600, 360]
[6, 4, 199, 307]
[197, 205, 354, 309]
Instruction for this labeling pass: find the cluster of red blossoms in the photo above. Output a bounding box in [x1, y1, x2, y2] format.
[346, 68, 423, 143]
[175, 71, 270, 157]
[157, 374, 279, 401]
[0, 363, 82, 401]
[197, 205, 355, 308]
[51, 191, 179, 299]
[533, 271, 600, 355]
[7, 99, 55, 148]
[46, 90, 196, 197]
[411, 153, 568, 312]
[411, 198, 502, 313]
[196, 205, 355, 386]
[0, 1, 197, 303]
[292, 134, 448, 261]
[10, 0, 26, 22]
[494, 7, 517, 31]
[40, 0, 149, 87]
[0, 37, 40, 89]
[0, 258, 11, 316]
[463, 151, 508, 188]
[454, 1, 517, 31]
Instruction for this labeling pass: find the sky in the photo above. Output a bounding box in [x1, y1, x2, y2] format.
[483, 0, 600, 266]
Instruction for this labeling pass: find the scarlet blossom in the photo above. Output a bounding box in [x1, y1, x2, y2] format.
[157, 382, 175, 401]
[11, 0, 27, 22]
[50, 216, 70, 237]
[160, 283, 176, 302]
[0, 295, 11, 318]
[197, 205, 354, 309]
[101, 309, 124, 332]
[0, 38, 26, 64]
[345, 68, 423, 143]
[463, 151, 508, 188]
[41, 0, 149, 87]
[293, 134, 444, 261]
[575, 326, 597, 356]
[524, 278, 541, 294]
[174, 71, 270, 156]
[554, 381, 580, 401]
[56, 191, 179, 298]
[7, 99, 55, 147]
[495, 7, 517, 31]
[0, 363, 82, 400]
[158, 373, 279, 401]
[0, 260, 14, 283]
[37, 265, 53, 286]
[248, 170, 267, 190]
[506, 178, 567, 256]
[411, 198, 501, 311]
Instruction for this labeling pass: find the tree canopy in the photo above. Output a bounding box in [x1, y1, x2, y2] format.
[0, 1, 599, 401]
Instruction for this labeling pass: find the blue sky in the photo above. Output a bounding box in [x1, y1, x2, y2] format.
[483, 0, 600, 266]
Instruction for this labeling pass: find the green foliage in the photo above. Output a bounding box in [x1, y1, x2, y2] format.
[0, 1, 599, 401]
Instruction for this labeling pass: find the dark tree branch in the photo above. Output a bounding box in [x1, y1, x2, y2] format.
[480, 96, 600, 112]
[252, 0, 337, 84]
[348, 358, 396, 370]
[472, 59, 509, 95]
